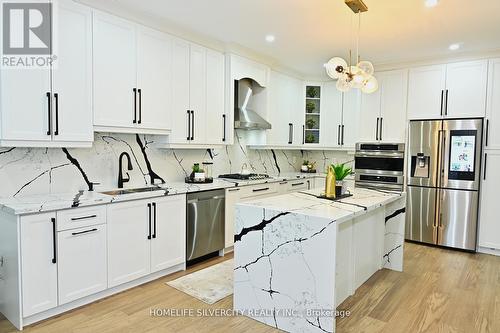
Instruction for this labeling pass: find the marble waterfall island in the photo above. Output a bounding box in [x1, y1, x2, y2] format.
[233, 188, 406, 333]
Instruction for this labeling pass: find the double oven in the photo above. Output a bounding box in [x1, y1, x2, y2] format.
[354, 143, 405, 192]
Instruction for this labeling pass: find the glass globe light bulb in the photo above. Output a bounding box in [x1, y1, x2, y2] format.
[351, 72, 365, 89]
[362, 76, 379, 94]
[358, 61, 375, 76]
[325, 57, 348, 79]
[336, 73, 352, 92]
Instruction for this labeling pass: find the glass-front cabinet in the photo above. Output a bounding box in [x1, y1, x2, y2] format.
[304, 85, 321, 145]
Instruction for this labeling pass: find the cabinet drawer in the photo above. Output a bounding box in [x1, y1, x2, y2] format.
[57, 205, 106, 231]
[240, 183, 278, 199]
[286, 180, 309, 192]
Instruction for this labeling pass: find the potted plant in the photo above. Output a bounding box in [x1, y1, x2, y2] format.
[306, 117, 316, 129]
[305, 133, 316, 143]
[306, 101, 316, 113]
[301, 160, 309, 172]
[331, 163, 353, 196]
[306, 86, 318, 98]
[192, 163, 205, 181]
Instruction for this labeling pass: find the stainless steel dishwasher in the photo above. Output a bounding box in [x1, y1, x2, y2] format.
[186, 189, 225, 262]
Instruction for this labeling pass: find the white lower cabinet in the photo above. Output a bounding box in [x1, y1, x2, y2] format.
[57, 224, 107, 305]
[225, 188, 243, 248]
[107, 195, 186, 287]
[479, 151, 500, 250]
[20, 213, 58, 317]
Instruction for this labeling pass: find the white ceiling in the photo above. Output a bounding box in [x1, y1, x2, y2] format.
[89, 0, 500, 78]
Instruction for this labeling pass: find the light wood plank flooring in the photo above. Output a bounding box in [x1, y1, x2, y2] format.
[2, 242, 500, 333]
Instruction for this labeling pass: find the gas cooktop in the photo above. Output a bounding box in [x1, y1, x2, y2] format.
[218, 173, 270, 181]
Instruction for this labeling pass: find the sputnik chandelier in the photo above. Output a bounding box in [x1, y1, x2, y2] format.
[324, 0, 378, 94]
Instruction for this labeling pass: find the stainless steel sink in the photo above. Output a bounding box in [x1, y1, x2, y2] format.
[100, 187, 164, 196]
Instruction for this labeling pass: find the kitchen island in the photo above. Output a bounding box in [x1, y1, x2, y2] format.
[233, 187, 406, 333]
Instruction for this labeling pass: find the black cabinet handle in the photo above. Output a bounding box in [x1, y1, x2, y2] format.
[291, 182, 305, 187]
[484, 153, 488, 181]
[338, 125, 341, 145]
[444, 90, 449, 116]
[71, 214, 97, 221]
[379, 118, 383, 141]
[152, 202, 157, 239]
[222, 114, 226, 142]
[54, 93, 59, 135]
[485, 119, 489, 147]
[46, 92, 52, 136]
[51, 218, 56, 264]
[252, 187, 270, 192]
[137, 89, 142, 124]
[341, 125, 345, 145]
[440, 90, 444, 116]
[147, 203, 152, 240]
[302, 125, 305, 144]
[133, 88, 137, 124]
[72, 228, 97, 236]
[228, 188, 240, 192]
[288, 123, 293, 144]
[187, 110, 191, 141]
[191, 110, 195, 141]
[376, 117, 380, 140]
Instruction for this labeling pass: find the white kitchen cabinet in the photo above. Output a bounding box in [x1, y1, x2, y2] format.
[150, 196, 186, 272]
[206, 49, 227, 145]
[341, 90, 361, 149]
[57, 224, 107, 305]
[20, 213, 58, 317]
[93, 11, 172, 135]
[407, 64, 447, 120]
[445, 60, 488, 118]
[107, 199, 151, 287]
[479, 151, 500, 250]
[136, 26, 172, 131]
[225, 187, 243, 248]
[167, 41, 227, 147]
[407, 61, 487, 120]
[485, 59, 500, 150]
[359, 69, 408, 142]
[93, 11, 137, 130]
[321, 82, 343, 147]
[266, 71, 303, 147]
[0, 0, 92, 147]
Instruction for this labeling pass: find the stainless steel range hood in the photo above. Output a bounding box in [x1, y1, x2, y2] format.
[234, 78, 271, 130]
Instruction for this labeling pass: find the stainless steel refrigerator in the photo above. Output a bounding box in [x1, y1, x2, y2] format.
[406, 118, 483, 251]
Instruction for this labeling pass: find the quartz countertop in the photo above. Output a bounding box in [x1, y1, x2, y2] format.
[0, 173, 326, 215]
[239, 187, 405, 224]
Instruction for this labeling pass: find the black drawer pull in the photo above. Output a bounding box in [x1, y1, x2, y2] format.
[70, 214, 97, 221]
[228, 188, 241, 192]
[71, 228, 98, 236]
[253, 187, 270, 192]
[291, 182, 305, 186]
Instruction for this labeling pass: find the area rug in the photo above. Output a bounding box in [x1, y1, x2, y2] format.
[166, 259, 234, 304]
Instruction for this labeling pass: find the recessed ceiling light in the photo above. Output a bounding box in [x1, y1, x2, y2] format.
[425, 0, 439, 7]
[449, 43, 461, 51]
[265, 35, 275, 43]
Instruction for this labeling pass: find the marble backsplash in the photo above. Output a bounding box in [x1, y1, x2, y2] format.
[0, 130, 352, 198]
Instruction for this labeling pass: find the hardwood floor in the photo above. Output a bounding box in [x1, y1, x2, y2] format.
[1, 242, 500, 333]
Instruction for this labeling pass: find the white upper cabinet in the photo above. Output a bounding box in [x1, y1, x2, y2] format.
[407, 60, 487, 120]
[93, 12, 137, 130]
[445, 60, 487, 118]
[136, 26, 172, 131]
[486, 58, 500, 149]
[266, 71, 303, 146]
[360, 69, 408, 143]
[205, 49, 227, 145]
[407, 64, 446, 120]
[167, 41, 227, 147]
[229, 54, 269, 87]
[341, 89, 361, 148]
[93, 11, 172, 135]
[0, 0, 92, 147]
[322, 82, 343, 147]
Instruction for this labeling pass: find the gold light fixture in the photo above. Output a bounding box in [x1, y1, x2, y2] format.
[324, 0, 378, 94]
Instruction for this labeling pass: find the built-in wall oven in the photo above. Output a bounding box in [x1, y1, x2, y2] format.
[355, 143, 405, 191]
